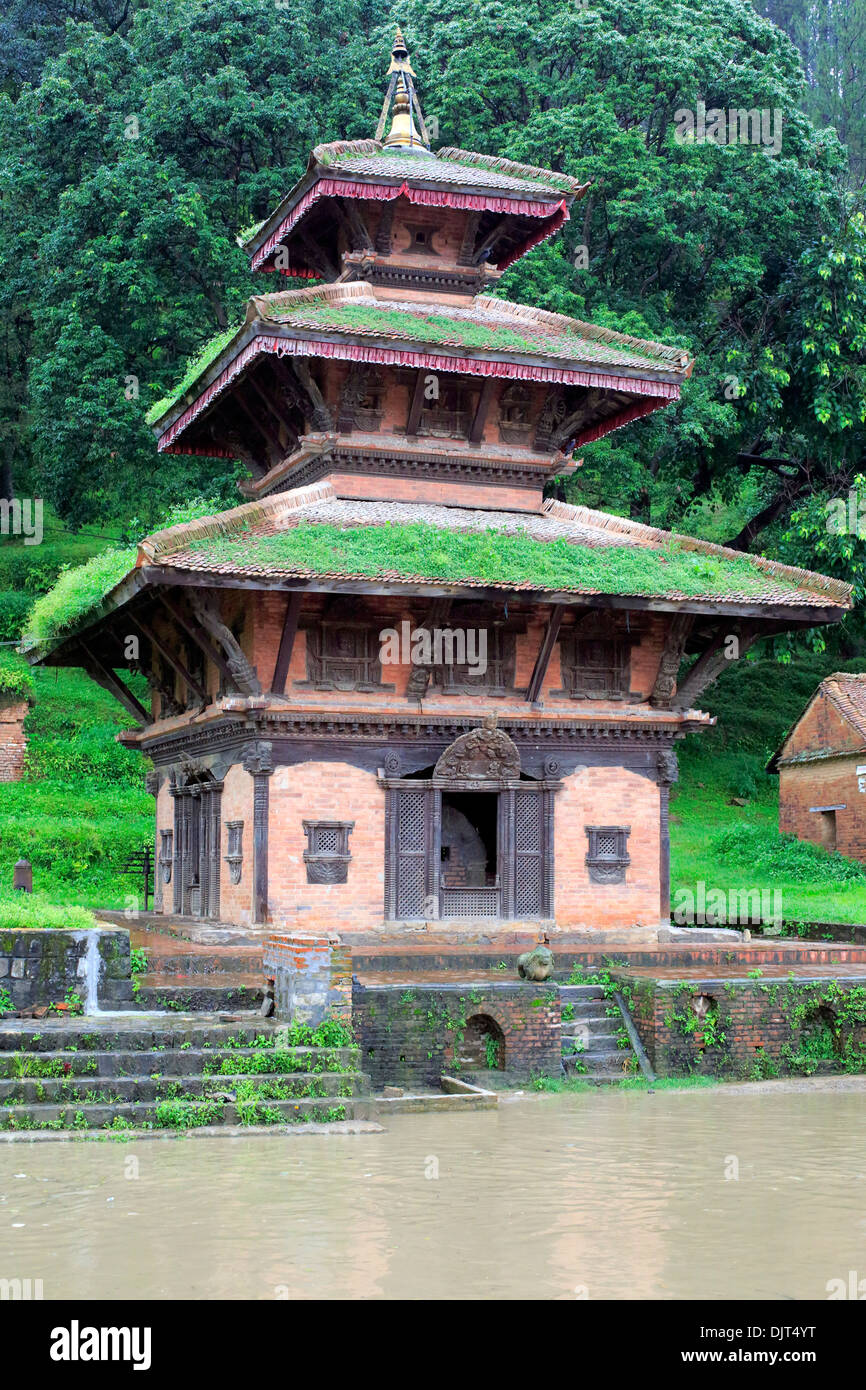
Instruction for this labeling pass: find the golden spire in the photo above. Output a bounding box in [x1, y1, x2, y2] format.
[376, 29, 430, 152]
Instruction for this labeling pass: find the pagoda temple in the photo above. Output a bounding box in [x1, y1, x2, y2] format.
[28, 33, 851, 940]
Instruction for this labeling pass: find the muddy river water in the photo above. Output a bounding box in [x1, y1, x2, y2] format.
[2, 1083, 865, 1300]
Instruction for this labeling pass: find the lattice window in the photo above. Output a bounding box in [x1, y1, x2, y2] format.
[585, 825, 630, 885]
[440, 886, 499, 917]
[303, 820, 354, 884]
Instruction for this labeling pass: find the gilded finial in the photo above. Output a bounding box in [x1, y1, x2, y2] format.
[375, 28, 430, 151]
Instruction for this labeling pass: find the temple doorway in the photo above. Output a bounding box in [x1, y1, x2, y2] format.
[440, 792, 498, 917]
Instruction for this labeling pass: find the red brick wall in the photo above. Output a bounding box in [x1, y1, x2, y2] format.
[780, 690, 861, 760]
[268, 761, 386, 932]
[779, 753, 866, 862]
[554, 765, 661, 928]
[219, 763, 254, 924]
[0, 700, 28, 781]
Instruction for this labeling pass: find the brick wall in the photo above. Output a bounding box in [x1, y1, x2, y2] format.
[554, 766, 661, 929]
[269, 761, 385, 932]
[354, 981, 561, 1086]
[263, 932, 351, 1025]
[623, 971, 866, 1078]
[779, 754, 866, 862]
[0, 699, 28, 781]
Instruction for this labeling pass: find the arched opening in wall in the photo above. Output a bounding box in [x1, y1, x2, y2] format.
[457, 1014, 505, 1071]
[816, 810, 837, 852]
[798, 1005, 839, 1064]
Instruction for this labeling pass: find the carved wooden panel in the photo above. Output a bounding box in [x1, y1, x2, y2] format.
[585, 825, 631, 885]
[303, 622, 390, 692]
[303, 820, 354, 884]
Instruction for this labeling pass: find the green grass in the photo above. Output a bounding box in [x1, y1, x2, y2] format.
[23, 548, 138, 649]
[671, 654, 866, 926]
[187, 521, 804, 601]
[0, 651, 33, 700]
[0, 668, 151, 909]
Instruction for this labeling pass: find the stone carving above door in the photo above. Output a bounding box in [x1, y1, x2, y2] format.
[433, 719, 521, 783]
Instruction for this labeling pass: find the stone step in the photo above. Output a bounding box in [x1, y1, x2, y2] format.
[0, 1015, 281, 1054]
[565, 1000, 611, 1022]
[0, 1069, 370, 1106]
[0, 1094, 360, 1133]
[0, 1044, 360, 1078]
[561, 1020, 618, 1041]
[580, 1048, 631, 1072]
[134, 955, 262, 979]
[128, 983, 263, 1012]
[558, 984, 605, 1002]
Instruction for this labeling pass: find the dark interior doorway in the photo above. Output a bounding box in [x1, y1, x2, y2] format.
[440, 792, 498, 888]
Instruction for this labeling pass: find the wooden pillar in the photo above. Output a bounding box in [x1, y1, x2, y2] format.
[243, 742, 274, 923]
[656, 749, 678, 924]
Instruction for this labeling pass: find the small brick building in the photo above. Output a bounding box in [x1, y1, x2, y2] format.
[0, 697, 29, 782]
[771, 672, 866, 861]
[25, 34, 852, 939]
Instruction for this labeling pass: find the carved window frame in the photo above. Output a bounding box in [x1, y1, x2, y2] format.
[303, 820, 354, 884]
[585, 825, 631, 885]
[300, 620, 394, 693]
[429, 620, 518, 698]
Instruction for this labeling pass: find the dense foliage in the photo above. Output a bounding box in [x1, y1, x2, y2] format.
[0, 0, 861, 605]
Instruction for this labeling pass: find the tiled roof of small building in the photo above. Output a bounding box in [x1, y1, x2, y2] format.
[821, 673, 866, 741]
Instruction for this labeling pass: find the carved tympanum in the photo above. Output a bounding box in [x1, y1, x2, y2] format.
[433, 720, 521, 782]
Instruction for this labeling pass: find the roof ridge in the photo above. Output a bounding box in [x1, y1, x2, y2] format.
[435, 146, 589, 195]
[481, 297, 692, 369]
[141, 482, 337, 560]
[313, 138, 383, 165]
[251, 280, 373, 320]
[544, 499, 854, 603]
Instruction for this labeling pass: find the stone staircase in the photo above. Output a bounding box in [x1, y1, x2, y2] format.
[127, 928, 264, 1013]
[0, 1016, 372, 1134]
[559, 983, 637, 1083]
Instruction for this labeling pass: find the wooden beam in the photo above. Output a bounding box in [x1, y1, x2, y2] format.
[245, 374, 299, 446]
[674, 622, 760, 710]
[271, 592, 303, 694]
[130, 614, 208, 702]
[526, 604, 564, 704]
[233, 389, 282, 456]
[155, 592, 235, 687]
[472, 214, 516, 266]
[650, 613, 694, 708]
[469, 378, 497, 445]
[292, 360, 333, 431]
[297, 228, 338, 281]
[406, 368, 428, 436]
[79, 642, 149, 725]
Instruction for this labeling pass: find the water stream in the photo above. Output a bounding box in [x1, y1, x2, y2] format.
[2, 1084, 865, 1300]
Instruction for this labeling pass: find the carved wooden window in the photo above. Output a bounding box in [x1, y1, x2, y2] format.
[303, 820, 354, 884]
[224, 820, 244, 885]
[338, 368, 384, 433]
[429, 624, 516, 697]
[418, 382, 476, 440]
[558, 633, 631, 699]
[498, 383, 533, 446]
[585, 825, 630, 885]
[303, 621, 391, 692]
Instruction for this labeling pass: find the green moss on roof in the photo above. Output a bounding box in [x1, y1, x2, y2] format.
[265, 300, 668, 369]
[146, 323, 242, 425]
[23, 547, 138, 649]
[186, 521, 804, 600]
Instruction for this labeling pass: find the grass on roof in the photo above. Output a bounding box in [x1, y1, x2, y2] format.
[266, 300, 666, 366]
[23, 547, 138, 649]
[146, 323, 242, 426]
[186, 520, 802, 599]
